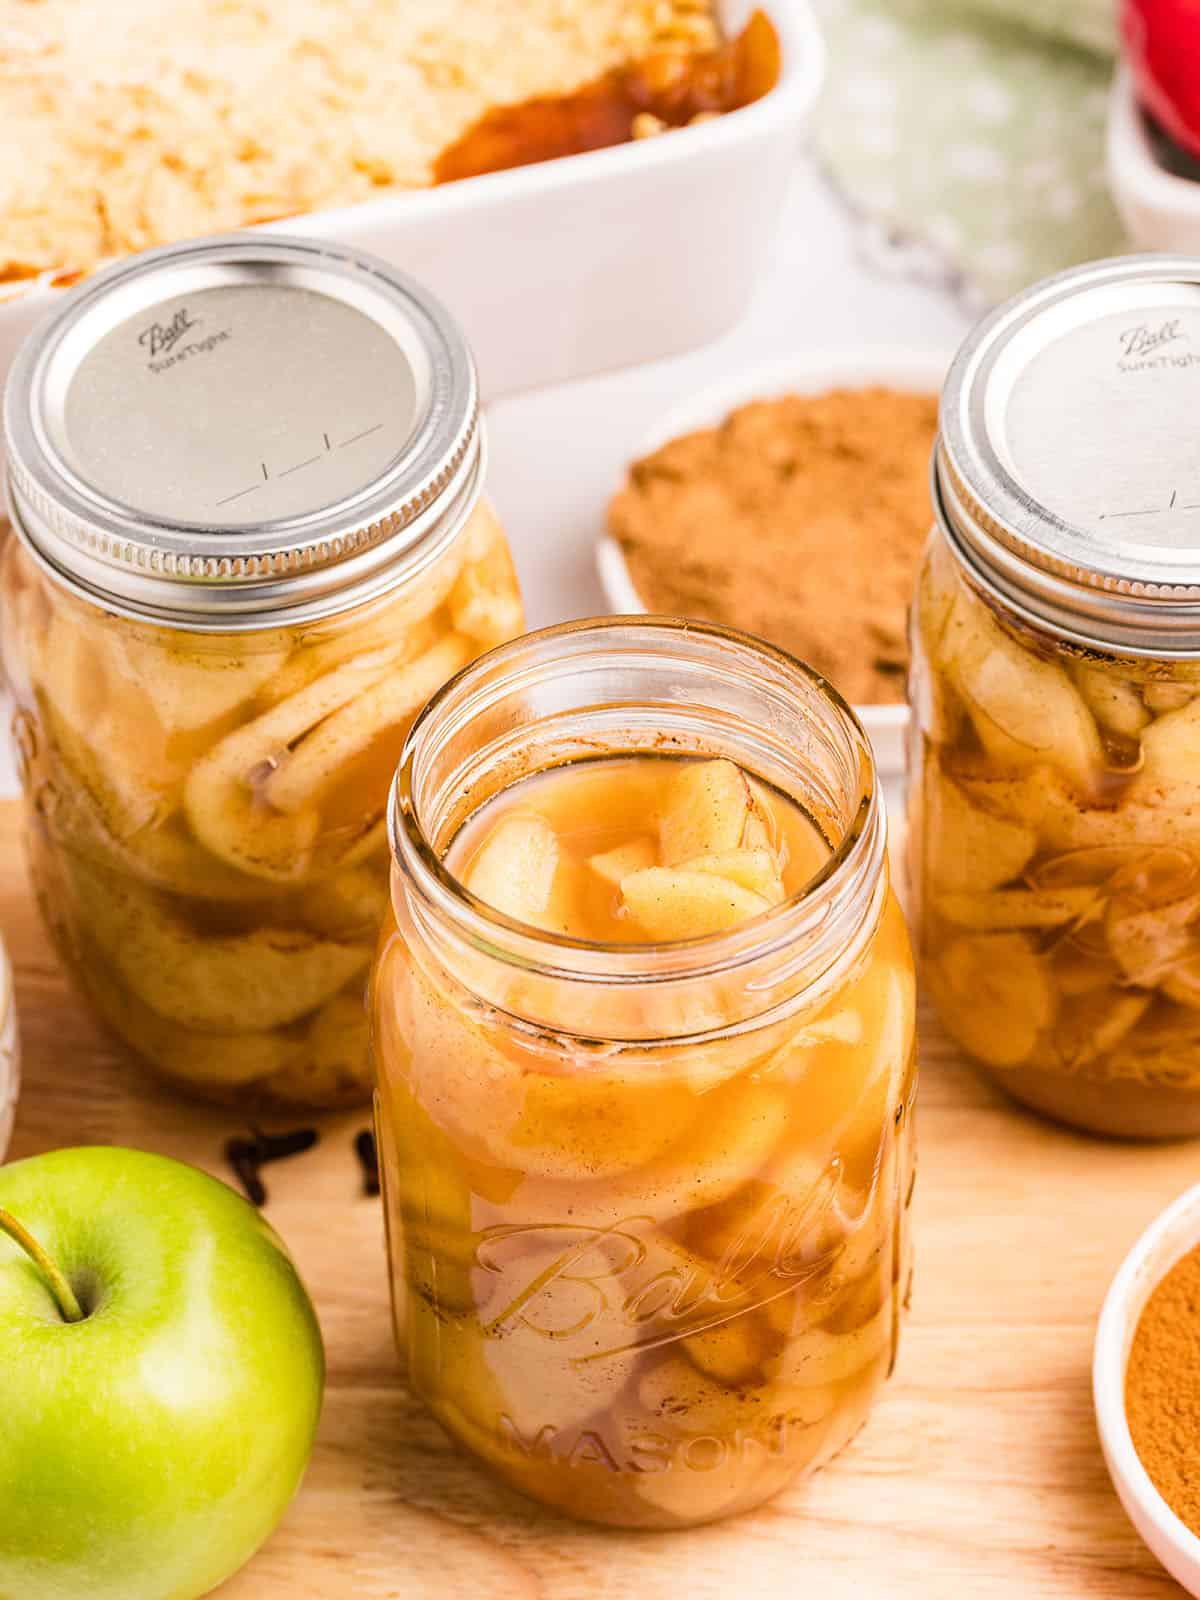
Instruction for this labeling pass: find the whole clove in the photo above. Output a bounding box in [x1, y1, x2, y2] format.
[224, 1125, 319, 1207]
[354, 1129, 380, 1197]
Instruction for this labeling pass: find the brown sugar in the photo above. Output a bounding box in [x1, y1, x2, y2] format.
[1126, 1241, 1200, 1536]
[607, 387, 940, 706]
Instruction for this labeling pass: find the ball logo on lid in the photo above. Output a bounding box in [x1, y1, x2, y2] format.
[136, 304, 232, 376]
[138, 306, 199, 359]
[1117, 317, 1196, 372]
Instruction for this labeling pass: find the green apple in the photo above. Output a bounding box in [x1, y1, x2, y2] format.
[0, 1146, 324, 1600]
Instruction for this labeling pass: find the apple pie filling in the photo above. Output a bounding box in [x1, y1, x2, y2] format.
[911, 534, 1200, 1136]
[374, 745, 916, 1527]
[1, 503, 522, 1110]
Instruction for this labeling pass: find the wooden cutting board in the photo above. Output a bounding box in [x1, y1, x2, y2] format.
[1, 796, 1193, 1598]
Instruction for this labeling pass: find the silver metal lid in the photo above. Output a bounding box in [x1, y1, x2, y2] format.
[4, 234, 481, 630]
[936, 254, 1200, 655]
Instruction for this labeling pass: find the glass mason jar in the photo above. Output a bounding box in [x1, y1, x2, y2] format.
[911, 255, 1200, 1139]
[0, 235, 522, 1112]
[373, 618, 916, 1529]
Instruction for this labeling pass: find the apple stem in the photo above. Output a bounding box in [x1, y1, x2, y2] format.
[0, 1207, 85, 1323]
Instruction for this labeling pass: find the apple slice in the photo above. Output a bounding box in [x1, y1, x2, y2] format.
[917, 533, 961, 655]
[1132, 698, 1200, 809]
[683, 847, 786, 902]
[464, 812, 560, 924]
[1106, 886, 1200, 987]
[265, 633, 473, 816]
[929, 932, 1056, 1068]
[1071, 662, 1150, 742]
[1144, 682, 1196, 715]
[67, 856, 370, 1034]
[111, 634, 288, 734]
[935, 885, 1100, 932]
[78, 943, 303, 1088]
[1046, 987, 1151, 1070]
[939, 589, 1104, 793]
[448, 535, 524, 650]
[682, 1312, 771, 1389]
[301, 864, 389, 940]
[638, 1350, 753, 1438]
[1163, 960, 1200, 1009]
[928, 768, 1036, 894]
[185, 644, 401, 882]
[742, 779, 779, 854]
[621, 866, 772, 939]
[267, 991, 374, 1106]
[37, 620, 182, 840]
[657, 759, 756, 865]
[588, 837, 657, 886]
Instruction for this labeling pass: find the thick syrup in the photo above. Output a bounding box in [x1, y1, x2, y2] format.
[434, 10, 780, 183]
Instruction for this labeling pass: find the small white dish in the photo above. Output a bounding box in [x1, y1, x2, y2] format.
[595, 347, 954, 785]
[1107, 65, 1200, 253]
[1095, 1182, 1200, 1596]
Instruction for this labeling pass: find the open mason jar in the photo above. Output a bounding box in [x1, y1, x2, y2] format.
[912, 255, 1200, 1139]
[374, 618, 916, 1528]
[1, 235, 522, 1111]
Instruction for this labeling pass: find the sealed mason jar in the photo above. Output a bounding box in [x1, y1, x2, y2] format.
[911, 255, 1200, 1139]
[373, 618, 916, 1528]
[0, 235, 522, 1111]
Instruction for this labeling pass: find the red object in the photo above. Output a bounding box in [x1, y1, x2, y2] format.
[1123, 0, 1200, 161]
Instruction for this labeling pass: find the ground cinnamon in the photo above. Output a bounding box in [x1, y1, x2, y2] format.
[607, 388, 939, 706]
[1126, 1241, 1200, 1534]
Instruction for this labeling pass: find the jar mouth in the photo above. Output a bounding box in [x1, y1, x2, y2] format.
[389, 616, 883, 985]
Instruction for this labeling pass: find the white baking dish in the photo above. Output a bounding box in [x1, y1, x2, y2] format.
[0, 0, 823, 404]
[1107, 65, 1200, 253]
[595, 347, 954, 792]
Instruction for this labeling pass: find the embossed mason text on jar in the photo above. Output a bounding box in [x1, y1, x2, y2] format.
[911, 255, 1200, 1138]
[0, 235, 523, 1111]
[373, 619, 917, 1528]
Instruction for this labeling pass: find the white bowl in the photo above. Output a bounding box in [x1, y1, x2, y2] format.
[595, 347, 954, 786]
[0, 0, 824, 406]
[1095, 1182, 1200, 1595]
[0, 942, 17, 1161]
[1107, 65, 1200, 253]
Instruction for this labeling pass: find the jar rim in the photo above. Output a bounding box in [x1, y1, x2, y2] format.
[388, 615, 885, 986]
